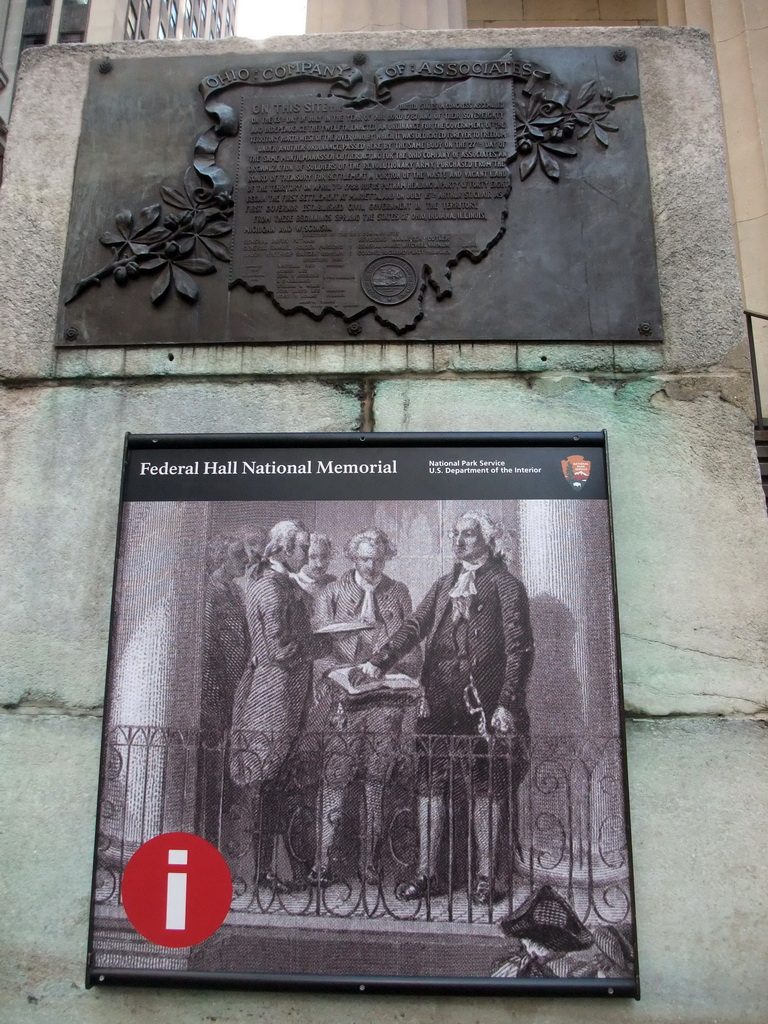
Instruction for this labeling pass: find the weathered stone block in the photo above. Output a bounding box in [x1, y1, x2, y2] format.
[0, 380, 361, 711]
[1, 716, 766, 1023]
[517, 344, 614, 373]
[373, 376, 768, 716]
[0, 27, 744, 379]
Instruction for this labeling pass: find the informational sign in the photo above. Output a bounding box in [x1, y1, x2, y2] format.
[60, 48, 661, 346]
[87, 432, 639, 997]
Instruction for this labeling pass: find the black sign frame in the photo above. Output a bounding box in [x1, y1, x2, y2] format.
[87, 432, 639, 998]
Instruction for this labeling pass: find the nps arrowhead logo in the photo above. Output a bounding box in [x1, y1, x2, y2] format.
[561, 454, 592, 491]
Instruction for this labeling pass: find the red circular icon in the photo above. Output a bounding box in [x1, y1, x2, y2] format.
[121, 832, 233, 948]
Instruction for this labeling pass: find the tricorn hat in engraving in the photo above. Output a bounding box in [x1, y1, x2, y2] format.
[499, 885, 593, 952]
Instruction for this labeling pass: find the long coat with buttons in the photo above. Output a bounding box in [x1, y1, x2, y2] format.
[313, 570, 422, 679]
[371, 556, 534, 736]
[229, 565, 329, 786]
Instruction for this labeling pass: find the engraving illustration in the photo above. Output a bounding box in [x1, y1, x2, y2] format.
[88, 441, 638, 992]
[65, 49, 638, 337]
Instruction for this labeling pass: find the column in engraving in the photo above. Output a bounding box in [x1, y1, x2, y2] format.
[518, 499, 618, 734]
[517, 499, 624, 905]
[104, 501, 210, 852]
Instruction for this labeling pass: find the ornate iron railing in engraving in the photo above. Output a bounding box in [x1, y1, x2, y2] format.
[95, 726, 630, 927]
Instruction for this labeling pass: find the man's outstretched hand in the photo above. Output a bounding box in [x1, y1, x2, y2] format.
[359, 661, 383, 680]
[491, 706, 514, 734]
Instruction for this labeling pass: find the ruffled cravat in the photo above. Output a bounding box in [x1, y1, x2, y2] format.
[449, 560, 485, 621]
[290, 567, 318, 595]
[354, 571, 378, 622]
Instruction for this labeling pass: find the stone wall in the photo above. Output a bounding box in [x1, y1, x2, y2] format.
[1, 27, 767, 1024]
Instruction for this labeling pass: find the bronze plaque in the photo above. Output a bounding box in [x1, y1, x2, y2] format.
[59, 48, 662, 345]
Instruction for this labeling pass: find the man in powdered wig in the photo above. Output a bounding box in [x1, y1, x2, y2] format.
[198, 530, 262, 844]
[362, 510, 534, 906]
[229, 520, 330, 890]
[291, 532, 336, 603]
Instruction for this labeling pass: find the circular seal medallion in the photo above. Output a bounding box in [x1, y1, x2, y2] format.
[361, 257, 418, 306]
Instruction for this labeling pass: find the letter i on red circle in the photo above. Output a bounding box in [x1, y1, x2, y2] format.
[120, 832, 233, 948]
